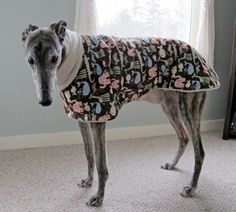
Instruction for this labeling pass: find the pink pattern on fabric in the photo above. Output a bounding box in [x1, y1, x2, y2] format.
[72, 101, 84, 113]
[148, 65, 158, 79]
[98, 114, 111, 122]
[98, 71, 111, 88]
[174, 76, 186, 88]
[131, 93, 139, 101]
[128, 48, 136, 57]
[111, 79, 119, 89]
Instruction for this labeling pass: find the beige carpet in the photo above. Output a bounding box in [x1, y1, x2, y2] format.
[0, 131, 236, 212]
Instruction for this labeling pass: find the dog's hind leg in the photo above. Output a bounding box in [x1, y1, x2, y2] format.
[179, 91, 206, 197]
[87, 122, 108, 207]
[78, 121, 94, 187]
[160, 90, 189, 170]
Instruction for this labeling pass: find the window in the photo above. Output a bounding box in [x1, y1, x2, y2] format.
[96, 0, 194, 42]
[75, 0, 214, 66]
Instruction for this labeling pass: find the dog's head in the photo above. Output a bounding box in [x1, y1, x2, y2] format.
[22, 20, 67, 106]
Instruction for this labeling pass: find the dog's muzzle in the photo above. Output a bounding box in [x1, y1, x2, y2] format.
[39, 97, 52, 106]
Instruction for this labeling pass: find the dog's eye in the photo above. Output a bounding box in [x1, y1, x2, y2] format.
[51, 55, 58, 63]
[28, 57, 34, 65]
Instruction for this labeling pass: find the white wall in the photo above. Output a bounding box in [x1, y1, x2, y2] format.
[0, 0, 235, 137]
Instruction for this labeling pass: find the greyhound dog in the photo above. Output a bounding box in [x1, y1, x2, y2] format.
[21, 20, 220, 207]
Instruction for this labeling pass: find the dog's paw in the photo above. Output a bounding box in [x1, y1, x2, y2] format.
[161, 163, 175, 170]
[180, 186, 195, 197]
[86, 194, 103, 207]
[77, 178, 93, 188]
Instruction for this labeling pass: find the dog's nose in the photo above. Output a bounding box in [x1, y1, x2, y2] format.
[39, 97, 52, 106]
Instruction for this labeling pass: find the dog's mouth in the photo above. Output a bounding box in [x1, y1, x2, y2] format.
[39, 96, 52, 106]
[38, 90, 53, 107]
[36, 76, 56, 107]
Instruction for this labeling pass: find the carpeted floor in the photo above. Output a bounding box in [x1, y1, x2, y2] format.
[0, 131, 236, 212]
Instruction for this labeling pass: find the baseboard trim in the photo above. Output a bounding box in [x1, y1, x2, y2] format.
[0, 119, 223, 150]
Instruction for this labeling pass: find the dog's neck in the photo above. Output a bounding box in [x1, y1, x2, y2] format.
[57, 29, 84, 91]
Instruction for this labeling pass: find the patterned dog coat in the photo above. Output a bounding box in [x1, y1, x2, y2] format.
[59, 31, 220, 122]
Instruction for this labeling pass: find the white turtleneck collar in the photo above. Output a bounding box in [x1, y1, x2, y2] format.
[56, 29, 84, 91]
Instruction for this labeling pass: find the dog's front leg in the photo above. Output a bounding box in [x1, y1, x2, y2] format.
[78, 121, 94, 187]
[86, 122, 108, 207]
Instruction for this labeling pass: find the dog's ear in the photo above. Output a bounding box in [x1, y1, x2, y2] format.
[49, 20, 67, 43]
[22, 24, 39, 41]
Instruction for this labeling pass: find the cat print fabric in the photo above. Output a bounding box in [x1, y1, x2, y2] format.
[61, 35, 220, 122]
